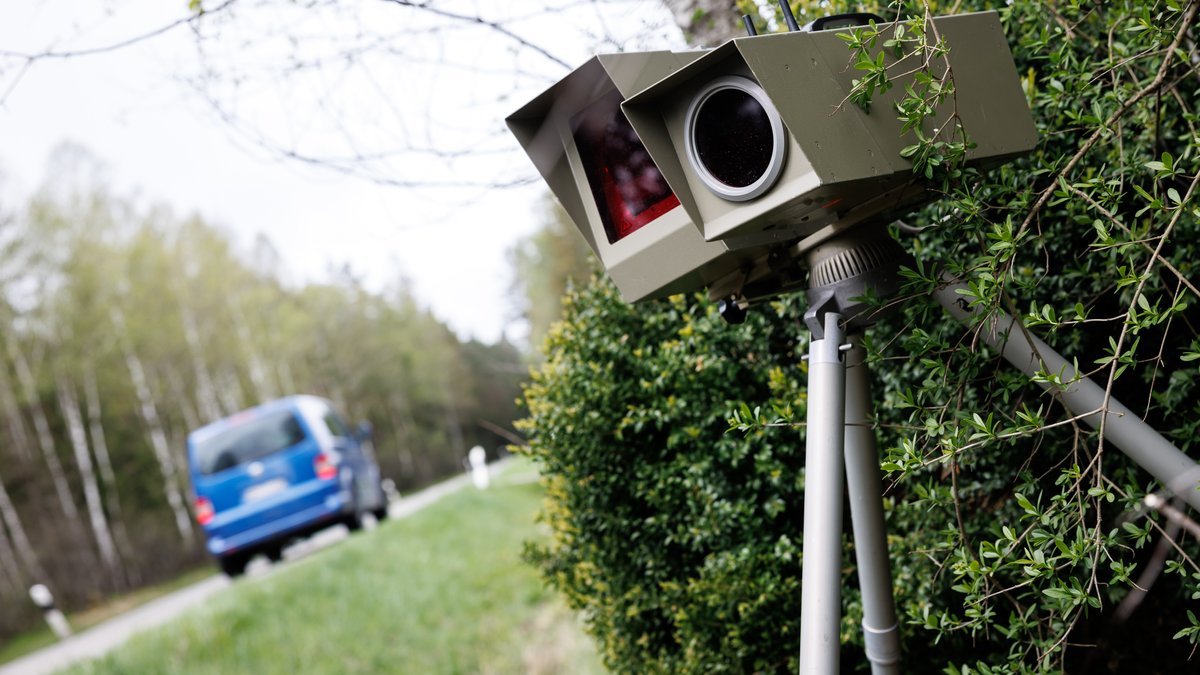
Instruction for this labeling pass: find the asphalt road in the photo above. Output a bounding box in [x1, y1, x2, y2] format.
[0, 463, 498, 675]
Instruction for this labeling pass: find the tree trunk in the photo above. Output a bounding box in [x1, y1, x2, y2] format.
[111, 308, 196, 545]
[275, 344, 297, 395]
[440, 377, 466, 465]
[0, 517, 20, 593]
[0, 470, 45, 580]
[162, 361, 201, 433]
[179, 305, 223, 423]
[4, 334, 81, 522]
[0, 366, 33, 463]
[387, 394, 417, 478]
[56, 376, 121, 584]
[82, 369, 138, 587]
[231, 299, 274, 403]
[0, 368, 46, 583]
[215, 367, 244, 416]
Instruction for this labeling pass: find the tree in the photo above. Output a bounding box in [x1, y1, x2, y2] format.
[509, 193, 595, 347]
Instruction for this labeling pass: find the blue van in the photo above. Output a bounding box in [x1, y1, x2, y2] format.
[186, 395, 389, 576]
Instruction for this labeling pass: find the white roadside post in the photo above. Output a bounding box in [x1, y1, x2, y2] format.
[29, 584, 72, 640]
[468, 446, 490, 489]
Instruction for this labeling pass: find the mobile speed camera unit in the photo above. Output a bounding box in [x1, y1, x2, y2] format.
[508, 9, 1036, 674]
[507, 6, 1200, 674]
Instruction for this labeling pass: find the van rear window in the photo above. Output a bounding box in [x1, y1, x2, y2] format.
[194, 409, 307, 476]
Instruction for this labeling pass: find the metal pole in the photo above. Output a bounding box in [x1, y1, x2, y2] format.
[800, 312, 847, 674]
[935, 280, 1200, 511]
[843, 338, 901, 674]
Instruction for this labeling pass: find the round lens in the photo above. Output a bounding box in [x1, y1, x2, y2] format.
[692, 88, 775, 189]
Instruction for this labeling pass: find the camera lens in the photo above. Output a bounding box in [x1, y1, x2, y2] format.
[685, 76, 785, 201]
[693, 89, 773, 188]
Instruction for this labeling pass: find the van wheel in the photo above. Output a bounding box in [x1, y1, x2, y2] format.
[219, 553, 247, 578]
[373, 483, 389, 521]
[344, 507, 364, 532]
[265, 545, 284, 563]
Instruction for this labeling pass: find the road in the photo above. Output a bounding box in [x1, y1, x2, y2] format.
[0, 463, 502, 675]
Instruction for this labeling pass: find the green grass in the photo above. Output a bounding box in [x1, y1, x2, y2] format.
[65, 462, 602, 674]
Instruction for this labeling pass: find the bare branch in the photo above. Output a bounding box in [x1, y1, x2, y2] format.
[0, 0, 241, 106]
[376, 0, 572, 69]
[5, 1, 239, 60]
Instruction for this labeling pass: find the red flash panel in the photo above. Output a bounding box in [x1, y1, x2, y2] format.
[573, 89, 680, 244]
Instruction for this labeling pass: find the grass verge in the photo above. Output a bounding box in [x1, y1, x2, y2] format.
[64, 462, 601, 674]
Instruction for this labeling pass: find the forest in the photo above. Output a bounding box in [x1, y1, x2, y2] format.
[0, 154, 525, 640]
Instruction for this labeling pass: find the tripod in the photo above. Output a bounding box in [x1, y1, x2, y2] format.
[801, 311, 900, 674]
[796, 229, 909, 674]
[792, 231, 1200, 674]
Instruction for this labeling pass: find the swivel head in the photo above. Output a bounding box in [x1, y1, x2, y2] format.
[803, 230, 912, 337]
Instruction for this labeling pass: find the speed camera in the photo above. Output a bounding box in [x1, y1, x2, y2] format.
[621, 10, 1037, 246]
[507, 10, 1035, 307]
[507, 51, 796, 303]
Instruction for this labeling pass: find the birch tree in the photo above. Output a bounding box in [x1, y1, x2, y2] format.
[83, 368, 137, 587]
[4, 332, 80, 523]
[0, 473, 43, 582]
[111, 306, 195, 545]
[0, 360, 33, 463]
[178, 303, 223, 424]
[0, 518, 19, 593]
[55, 375, 120, 581]
[231, 296, 275, 403]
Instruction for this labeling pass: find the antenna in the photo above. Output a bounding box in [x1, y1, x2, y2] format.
[778, 0, 801, 32]
[742, 14, 758, 37]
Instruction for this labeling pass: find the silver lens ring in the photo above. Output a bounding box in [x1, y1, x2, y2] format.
[684, 75, 786, 202]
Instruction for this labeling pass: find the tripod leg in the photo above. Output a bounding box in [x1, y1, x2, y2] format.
[935, 279, 1200, 511]
[800, 312, 847, 674]
[844, 338, 901, 674]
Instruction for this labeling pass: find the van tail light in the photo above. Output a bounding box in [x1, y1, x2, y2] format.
[315, 453, 338, 480]
[195, 497, 215, 525]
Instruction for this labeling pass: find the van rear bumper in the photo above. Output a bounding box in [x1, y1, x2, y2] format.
[203, 484, 350, 557]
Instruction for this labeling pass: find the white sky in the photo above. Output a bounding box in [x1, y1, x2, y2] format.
[0, 0, 684, 345]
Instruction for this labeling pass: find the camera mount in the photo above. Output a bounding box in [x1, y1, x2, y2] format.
[797, 224, 909, 673]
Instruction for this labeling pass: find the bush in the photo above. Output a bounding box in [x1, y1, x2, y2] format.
[520, 284, 813, 672]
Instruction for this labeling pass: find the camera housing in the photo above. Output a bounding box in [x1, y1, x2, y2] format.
[508, 51, 787, 303]
[621, 10, 1037, 247]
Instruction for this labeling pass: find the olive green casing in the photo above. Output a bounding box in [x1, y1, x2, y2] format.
[621, 10, 1038, 246]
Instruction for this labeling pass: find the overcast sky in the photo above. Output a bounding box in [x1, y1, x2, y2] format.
[0, 0, 682, 344]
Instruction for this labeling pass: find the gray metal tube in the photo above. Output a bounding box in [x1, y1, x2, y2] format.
[935, 281, 1200, 511]
[843, 339, 901, 674]
[800, 312, 847, 674]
